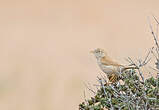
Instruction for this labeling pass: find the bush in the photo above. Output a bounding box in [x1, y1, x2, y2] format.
[79, 70, 159, 110]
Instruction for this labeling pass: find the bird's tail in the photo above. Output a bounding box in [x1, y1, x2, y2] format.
[123, 66, 139, 71]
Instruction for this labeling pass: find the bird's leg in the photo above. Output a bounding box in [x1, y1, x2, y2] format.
[109, 74, 117, 83]
[105, 74, 118, 86]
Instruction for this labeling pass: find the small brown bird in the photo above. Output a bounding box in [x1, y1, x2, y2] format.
[90, 48, 138, 84]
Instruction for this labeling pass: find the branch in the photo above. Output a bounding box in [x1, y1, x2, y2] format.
[148, 16, 159, 50]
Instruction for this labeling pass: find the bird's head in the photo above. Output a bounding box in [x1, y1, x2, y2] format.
[90, 48, 106, 59]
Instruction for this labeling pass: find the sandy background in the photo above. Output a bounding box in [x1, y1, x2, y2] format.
[0, 0, 159, 110]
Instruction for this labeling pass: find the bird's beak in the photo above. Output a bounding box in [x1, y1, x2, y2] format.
[90, 50, 94, 53]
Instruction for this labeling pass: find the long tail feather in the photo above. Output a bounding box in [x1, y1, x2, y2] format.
[123, 66, 139, 71]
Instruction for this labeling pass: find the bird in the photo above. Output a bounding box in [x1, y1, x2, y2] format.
[90, 48, 138, 84]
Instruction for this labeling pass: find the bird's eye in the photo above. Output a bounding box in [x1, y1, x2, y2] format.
[95, 48, 102, 53]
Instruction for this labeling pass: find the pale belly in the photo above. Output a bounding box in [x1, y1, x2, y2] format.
[99, 65, 123, 75]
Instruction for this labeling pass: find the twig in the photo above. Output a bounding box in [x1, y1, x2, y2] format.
[152, 15, 159, 38]
[148, 16, 159, 50]
[97, 76, 107, 96]
[84, 83, 96, 95]
[99, 73, 107, 83]
[141, 49, 151, 66]
[151, 47, 158, 60]
[83, 90, 88, 105]
[149, 66, 159, 72]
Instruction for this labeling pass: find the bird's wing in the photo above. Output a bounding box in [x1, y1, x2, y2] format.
[100, 56, 123, 67]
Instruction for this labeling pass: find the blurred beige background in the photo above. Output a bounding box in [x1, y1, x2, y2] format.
[0, 0, 159, 110]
